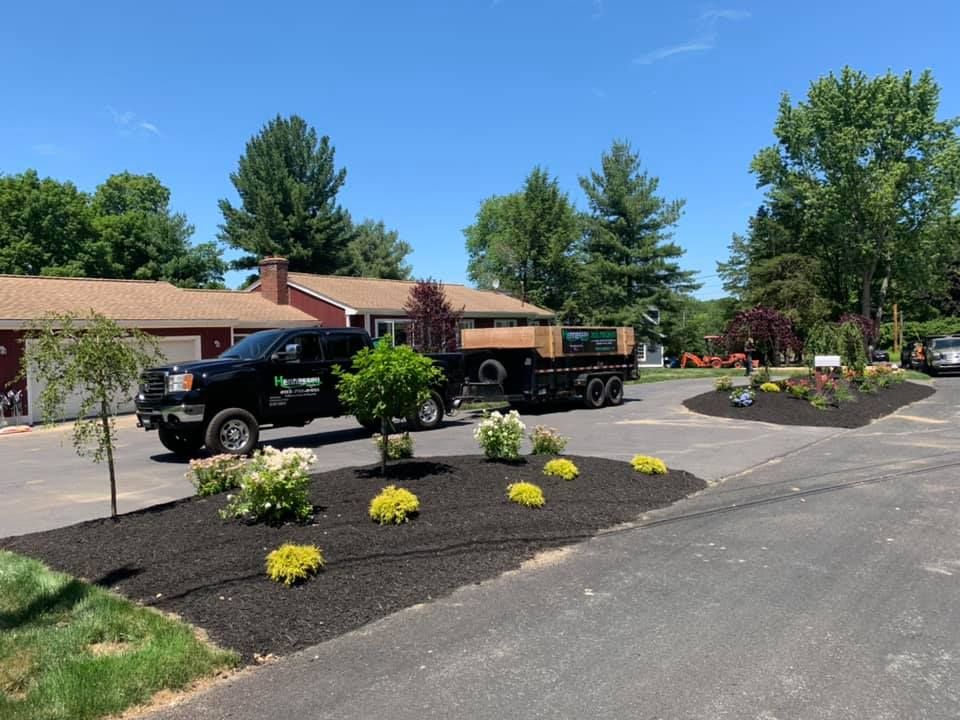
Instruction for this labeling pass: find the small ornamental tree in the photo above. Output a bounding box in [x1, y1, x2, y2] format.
[334, 338, 443, 475]
[404, 278, 464, 352]
[20, 312, 161, 519]
[722, 306, 801, 368]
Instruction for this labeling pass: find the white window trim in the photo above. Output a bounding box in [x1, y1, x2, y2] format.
[637, 344, 647, 362]
[494, 319, 518, 328]
[375, 319, 412, 343]
[459, 319, 476, 329]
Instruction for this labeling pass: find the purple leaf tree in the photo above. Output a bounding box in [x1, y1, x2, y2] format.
[722, 306, 802, 367]
[404, 279, 465, 352]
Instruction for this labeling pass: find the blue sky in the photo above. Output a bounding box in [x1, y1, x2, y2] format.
[3, 1, 959, 297]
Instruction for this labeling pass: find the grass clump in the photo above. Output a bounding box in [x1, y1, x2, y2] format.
[0, 550, 236, 720]
[631, 455, 668, 475]
[507, 482, 545, 508]
[530, 426, 568, 455]
[265, 544, 325, 587]
[369, 485, 420, 524]
[543, 458, 579, 481]
[373, 433, 414, 460]
[187, 454, 247, 497]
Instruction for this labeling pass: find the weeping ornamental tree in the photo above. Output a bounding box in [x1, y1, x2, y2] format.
[722, 307, 801, 368]
[20, 312, 161, 519]
[404, 279, 464, 353]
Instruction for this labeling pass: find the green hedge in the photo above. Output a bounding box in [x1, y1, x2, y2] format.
[879, 317, 960, 347]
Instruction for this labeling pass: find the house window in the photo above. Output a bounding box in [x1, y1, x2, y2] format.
[459, 319, 475, 330]
[375, 319, 411, 345]
[637, 344, 647, 362]
[494, 319, 517, 328]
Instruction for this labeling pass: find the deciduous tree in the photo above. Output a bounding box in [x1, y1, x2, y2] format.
[722, 307, 801, 368]
[404, 279, 464, 352]
[20, 312, 161, 519]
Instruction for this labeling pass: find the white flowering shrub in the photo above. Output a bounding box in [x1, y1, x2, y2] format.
[220, 446, 316, 524]
[187, 454, 248, 497]
[474, 410, 526, 460]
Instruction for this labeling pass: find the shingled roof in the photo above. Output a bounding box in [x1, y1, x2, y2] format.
[0, 275, 316, 328]
[278, 273, 555, 319]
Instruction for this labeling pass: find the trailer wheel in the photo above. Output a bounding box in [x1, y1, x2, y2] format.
[478, 359, 508, 384]
[710, 358, 723, 368]
[204, 408, 259, 456]
[583, 378, 606, 409]
[605, 376, 624, 406]
[733, 361, 743, 369]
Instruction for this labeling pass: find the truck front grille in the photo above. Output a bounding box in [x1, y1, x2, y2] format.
[139, 371, 166, 400]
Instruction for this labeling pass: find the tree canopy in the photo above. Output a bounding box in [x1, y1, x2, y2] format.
[339, 219, 412, 279]
[404, 279, 464, 352]
[464, 167, 580, 313]
[218, 114, 355, 274]
[0, 170, 225, 287]
[743, 67, 960, 324]
[578, 141, 699, 329]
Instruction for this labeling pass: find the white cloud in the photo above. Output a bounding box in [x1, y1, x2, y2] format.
[32, 143, 58, 156]
[106, 106, 161, 137]
[699, 9, 751, 22]
[633, 7, 750, 65]
[633, 41, 714, 65]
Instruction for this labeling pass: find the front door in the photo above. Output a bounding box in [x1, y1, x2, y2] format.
[267, 331, 327, 421]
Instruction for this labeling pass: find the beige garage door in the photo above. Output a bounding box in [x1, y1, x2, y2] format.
[27, 335, 201, 424]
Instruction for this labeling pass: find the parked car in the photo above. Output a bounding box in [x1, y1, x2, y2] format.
[921, 335, 960, 375]
[871, 349, 890, 363]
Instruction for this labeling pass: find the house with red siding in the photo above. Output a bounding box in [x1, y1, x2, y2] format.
[246, 256, 555, 344]
[0, 274, 316, 423]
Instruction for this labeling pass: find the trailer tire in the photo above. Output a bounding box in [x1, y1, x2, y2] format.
[204, 408, 259, 456]
[478, 359, 508, 384]
[605, 376, 624, 406]
[583, 377, 606, 409]
[710, 358, 723, 368]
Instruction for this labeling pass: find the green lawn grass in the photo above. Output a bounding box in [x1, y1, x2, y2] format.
[0, 550, 237, 720]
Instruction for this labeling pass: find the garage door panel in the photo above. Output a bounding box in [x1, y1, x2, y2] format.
[28, 336, 201, 423]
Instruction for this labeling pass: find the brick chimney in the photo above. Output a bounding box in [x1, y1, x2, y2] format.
[259, 256, 289, 305]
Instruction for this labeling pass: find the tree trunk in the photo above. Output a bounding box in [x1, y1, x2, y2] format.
[875, 262, 892, 326]
[379, 416, 388, 476]
[860, 262, 876, 319]
[101, 399, 117, 519]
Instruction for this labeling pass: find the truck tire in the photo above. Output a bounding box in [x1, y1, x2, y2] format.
[158, 427, 204, 457]
[710, 358, 723, 368]
[605, 376, 624, 406]
[583, 377, 606, 409]
[478, 359, 507, 384]
[204, 408, 259, 456]
[408, 391, 445, 430]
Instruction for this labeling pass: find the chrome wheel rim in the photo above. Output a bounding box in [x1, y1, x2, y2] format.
[418, 398, 440, 425]
[220, 419, 250, 452]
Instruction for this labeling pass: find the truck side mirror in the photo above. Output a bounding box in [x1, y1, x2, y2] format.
[272, 343, 302, 362]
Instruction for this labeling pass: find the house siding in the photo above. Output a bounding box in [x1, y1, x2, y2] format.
[287, 287, 348, 327]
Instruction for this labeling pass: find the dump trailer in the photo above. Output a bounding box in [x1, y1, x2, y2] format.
[456, 326, 637, 409]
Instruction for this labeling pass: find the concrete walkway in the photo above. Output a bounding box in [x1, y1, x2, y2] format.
[2, 380, 836, 536]
[147, 378, 959, 719]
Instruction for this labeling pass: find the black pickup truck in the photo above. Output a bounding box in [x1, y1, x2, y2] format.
[135, 327, 462, 456]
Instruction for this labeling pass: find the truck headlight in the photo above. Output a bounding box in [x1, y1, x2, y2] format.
[166, 373, 194, 392]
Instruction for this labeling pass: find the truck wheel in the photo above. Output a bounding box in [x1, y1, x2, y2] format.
[357, 416, 380, 433]
[408, 391, 445, 430]
[158, 427, 204, 457]
[583, 378, 606, 409]
[605, 376, 624, 406]
[710, 358, 723, 368]
[205, 408, 259, 456]
[478, 359, 507, 384]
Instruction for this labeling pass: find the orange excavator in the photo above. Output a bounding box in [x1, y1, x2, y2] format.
[680, 335, 754, 369]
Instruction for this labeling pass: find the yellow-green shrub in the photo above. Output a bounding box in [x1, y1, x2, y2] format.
[507, 482, 545, 508]
[266, 543, 324, 586]
[631, 455, 668, 475]
[369, 485, 420, 524]
[543, 458, 579, 481]
[759, 382, 781, 393]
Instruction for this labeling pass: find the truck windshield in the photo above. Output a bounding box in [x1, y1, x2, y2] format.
[220, 329, 287, 360]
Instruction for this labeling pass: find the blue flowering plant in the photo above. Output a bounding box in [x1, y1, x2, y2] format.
[729, 387, 756, 408]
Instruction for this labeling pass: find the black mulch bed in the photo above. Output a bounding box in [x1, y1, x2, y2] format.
[683, 380, 935, 428]
[0, 455, 704, 662]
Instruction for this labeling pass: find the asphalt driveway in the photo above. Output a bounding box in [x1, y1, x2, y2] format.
[0, 380, 839, 537]
[148, 377, 960, 720]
